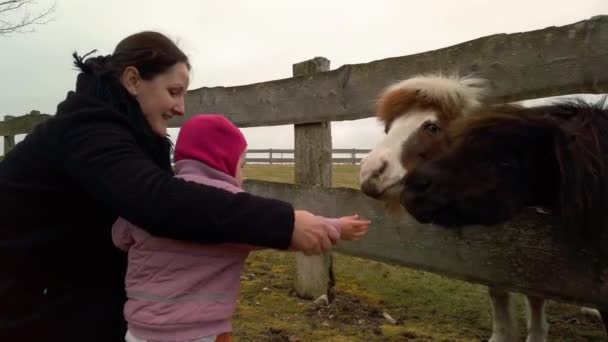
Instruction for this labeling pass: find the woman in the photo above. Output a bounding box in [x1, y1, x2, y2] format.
[0, 31, 339, 342]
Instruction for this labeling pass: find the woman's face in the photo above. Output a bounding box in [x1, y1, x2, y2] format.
[122, 62, 190, 136]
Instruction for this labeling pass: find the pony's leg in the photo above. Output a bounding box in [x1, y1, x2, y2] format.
[581, 307, 608, 334]
[525, 295, 548, 342]
[488, 286, 517, 342]
[580, 307, 601, 320]
[600, 310, 608, 335]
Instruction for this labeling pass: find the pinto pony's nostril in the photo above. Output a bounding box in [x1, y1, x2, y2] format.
[361, 180, 382, 198]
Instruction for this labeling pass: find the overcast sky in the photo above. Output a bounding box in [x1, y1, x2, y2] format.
[0, 0, 606, 153]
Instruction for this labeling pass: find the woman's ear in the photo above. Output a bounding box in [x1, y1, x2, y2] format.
[120, 66, 141, 96]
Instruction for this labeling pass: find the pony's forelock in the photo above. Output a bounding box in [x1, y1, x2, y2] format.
[375, 74, 487, 131]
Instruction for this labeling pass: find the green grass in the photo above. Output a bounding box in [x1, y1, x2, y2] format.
[234, 165, 606, 341]
[243, 164, 361, 189]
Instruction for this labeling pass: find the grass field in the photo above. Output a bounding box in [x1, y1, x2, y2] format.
[243, 164, 361, 189]
[234, 164, 605, 341]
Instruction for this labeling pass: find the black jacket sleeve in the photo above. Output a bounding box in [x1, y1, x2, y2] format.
[58, 111, 294, 249]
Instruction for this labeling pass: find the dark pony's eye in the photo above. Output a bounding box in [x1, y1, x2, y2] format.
[422, 122, 441, 134]
[497, 158, 520, 170]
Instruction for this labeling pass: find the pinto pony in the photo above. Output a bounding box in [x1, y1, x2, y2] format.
[401, 97, 608, 338]
[359, 75, 484, 213]
[360, 75, 604, 341]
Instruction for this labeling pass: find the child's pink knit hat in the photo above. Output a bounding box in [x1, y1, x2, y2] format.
[173, 114, 247, 177]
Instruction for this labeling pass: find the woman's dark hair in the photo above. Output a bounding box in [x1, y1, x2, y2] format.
[73, 31, 190, 80]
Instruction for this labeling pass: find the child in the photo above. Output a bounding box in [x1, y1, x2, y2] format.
[112, 114, 370, 342]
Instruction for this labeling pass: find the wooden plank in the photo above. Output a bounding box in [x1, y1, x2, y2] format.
[247, 149, 294, 154]
[332, 149, 371, 154]
[243, 180, 608, 310]
[331, 157, 363, 163]
[246, 158, 291, 164]
[247, 148, 370, 154]
[292, 57, 335, 300]
[174, 16, 608, 128]
[244, 158, 363, 164]
[294, 123, 333, 185]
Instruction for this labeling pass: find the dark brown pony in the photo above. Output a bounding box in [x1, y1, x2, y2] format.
[402, 97, 608, 233]
[401, 96, 608, 330]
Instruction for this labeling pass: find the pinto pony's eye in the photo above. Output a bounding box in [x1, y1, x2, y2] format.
[422, 122, 441, 134]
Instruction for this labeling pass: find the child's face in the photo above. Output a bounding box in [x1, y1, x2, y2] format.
[235, 151, 246, 185]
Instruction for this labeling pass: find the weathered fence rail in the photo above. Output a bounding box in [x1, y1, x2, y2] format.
[173, 15, 608, 128]
[2, 15, 608, 311]
[244, 180, 608, 310]
[170, 149, 371, 165]
[245, 148, 370, 165]
[246, 158, 364, 164]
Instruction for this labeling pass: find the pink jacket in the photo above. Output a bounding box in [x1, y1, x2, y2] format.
[112, 159, 255, 341]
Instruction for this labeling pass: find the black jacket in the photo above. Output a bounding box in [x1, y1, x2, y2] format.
[0, 69, 294, 341]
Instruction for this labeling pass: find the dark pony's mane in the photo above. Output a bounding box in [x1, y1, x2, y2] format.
[449, 97, 608, 238]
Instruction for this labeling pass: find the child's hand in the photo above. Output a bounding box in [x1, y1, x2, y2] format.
[334, 214, 370, 241]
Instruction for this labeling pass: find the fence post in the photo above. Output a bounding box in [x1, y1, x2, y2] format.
[292, 57, 335, 300]
[269, 148, 273, 165]
[351, 148, 357, 165]
[3, 115, 16, 154]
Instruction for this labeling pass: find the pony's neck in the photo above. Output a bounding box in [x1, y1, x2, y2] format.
[531, 102, 607, 236]
[527, 152, 560, 210]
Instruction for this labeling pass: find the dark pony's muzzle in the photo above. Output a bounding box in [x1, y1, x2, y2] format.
[400, 162, 450, 223]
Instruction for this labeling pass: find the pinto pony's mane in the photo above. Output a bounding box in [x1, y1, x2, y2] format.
[375, 74, 487, 132]
[449, 97, 608, 237]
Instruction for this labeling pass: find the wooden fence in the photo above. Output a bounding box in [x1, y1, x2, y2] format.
[2, 16, 608, 311]
[171, 149, 371, 165]
[246, 149, 370, 164]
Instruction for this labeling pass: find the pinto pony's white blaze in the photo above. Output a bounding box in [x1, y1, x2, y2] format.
[359, 74, 485, 212]
[359, 112, 437, 198]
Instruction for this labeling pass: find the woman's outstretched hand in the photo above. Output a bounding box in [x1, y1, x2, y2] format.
[290, 210, 340, 255]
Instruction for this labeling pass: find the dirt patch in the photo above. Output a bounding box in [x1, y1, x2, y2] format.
[259, 327, 299, 342]
[304, 291, 387, 337]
